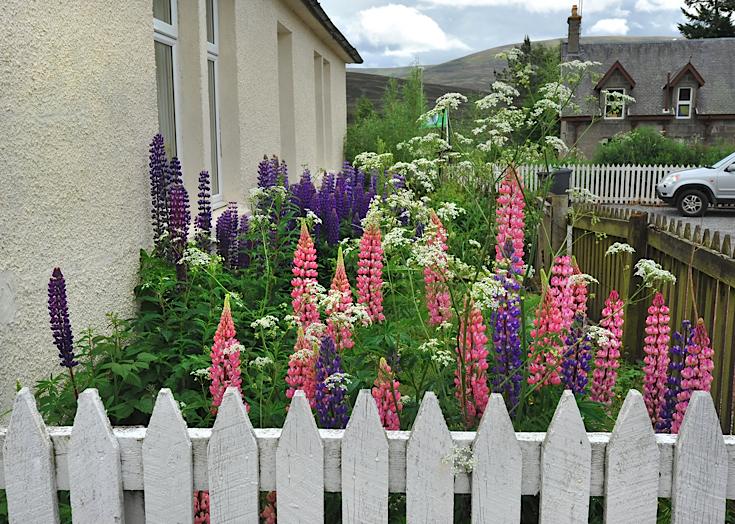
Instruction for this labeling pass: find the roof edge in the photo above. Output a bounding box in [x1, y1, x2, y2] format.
[300, 0, 363, 64]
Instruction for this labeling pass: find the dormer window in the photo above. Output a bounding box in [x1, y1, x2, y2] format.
[604, 88, 626, 120]
[676, 87, 693, 119]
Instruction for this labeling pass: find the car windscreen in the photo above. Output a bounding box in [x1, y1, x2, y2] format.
[711, 152, 735, 169]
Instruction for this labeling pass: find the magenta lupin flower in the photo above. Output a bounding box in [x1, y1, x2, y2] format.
[208, 295, 244, 413]
[495, 167, 526, 272]
[372, 357, 402, 430]
[455, 304, 490, 428]
[326, 247, 355, 350]
[528, 278, 564, 387]
[291, 221, 320, 328]
[571, 260, 588, 317]
[193, 490, 209, 524]
[590, 290, 624, 404]
[357, 222, 385, 323]
[672, 318, 714, 433]
[285, 327, 317, 408]
[642, 292, 671, 427]
[424, 211, 452, 326]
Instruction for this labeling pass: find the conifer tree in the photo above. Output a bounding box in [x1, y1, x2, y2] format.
[678, 0, 735, 39]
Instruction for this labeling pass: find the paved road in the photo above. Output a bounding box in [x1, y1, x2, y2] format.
[610, 205, 735, 240]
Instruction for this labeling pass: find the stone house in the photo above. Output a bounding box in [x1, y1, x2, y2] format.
[0, 0, 360, 416]
[561, 6, 735, 158]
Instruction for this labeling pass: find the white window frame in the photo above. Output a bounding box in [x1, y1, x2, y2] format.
[153, 0, 181, 157]
[676, 86, 693, 120]
[206, 0, 223, 203]
[603, 88, 626, 120]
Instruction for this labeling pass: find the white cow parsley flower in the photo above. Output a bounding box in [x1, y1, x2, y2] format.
[605, 242, 636, 256]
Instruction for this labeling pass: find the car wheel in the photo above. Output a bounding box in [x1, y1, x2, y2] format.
[677, 189, 709, 217]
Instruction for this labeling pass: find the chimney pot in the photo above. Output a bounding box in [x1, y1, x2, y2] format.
[568, 5, 582, 55]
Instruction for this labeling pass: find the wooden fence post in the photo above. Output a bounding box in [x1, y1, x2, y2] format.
[549, 194, 569, 256]
[623, 212, 649, 360]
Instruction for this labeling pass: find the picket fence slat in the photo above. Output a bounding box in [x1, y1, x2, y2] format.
[406, 392, 453, 524]
[3, 388, 60, 524]
[540, 390, 591, 524]
[604, 390, 659, 523]
[276, 390, 324, 523]
[69, 389, 125, 523]
[472, 394, 521, 524]
[671, 391, 728, 523]
[142, 388, 193, 524]
[208, 388, 259, 524]
[342, 390, 389, 524]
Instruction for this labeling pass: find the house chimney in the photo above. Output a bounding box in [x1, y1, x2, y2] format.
[568, 5, 582, 55]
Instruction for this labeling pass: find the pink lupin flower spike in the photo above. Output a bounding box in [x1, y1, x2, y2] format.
[495, 167, 526, 272]
[357, 222, 385, 323]
[672, 318, 714, 433]
[424, 211, 452, 326]
[208, 294, 244, 413]
[642, 292, 671, 426]
[193, 490, 210, 524]
[285, 327, 317, 408]
[260, 491, 277, 524]
[455, 304, 490, 428]
[291, 220, 320, 328]
[372, 357, 403, 430]
[571, 260, 588, 317]
[327, 247, 355, 350]
[590, 290, 625, 404]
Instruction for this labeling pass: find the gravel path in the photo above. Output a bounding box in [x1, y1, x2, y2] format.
[609, 205, 735, 240]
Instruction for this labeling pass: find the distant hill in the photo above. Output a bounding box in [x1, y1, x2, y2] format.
[353, 36, 677, 91]
[346, 71, 482, 123]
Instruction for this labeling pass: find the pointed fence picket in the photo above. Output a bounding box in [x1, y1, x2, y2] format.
[2, 387, 735, 523]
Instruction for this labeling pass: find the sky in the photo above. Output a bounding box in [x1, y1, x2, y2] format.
[320, 0, 687, 68]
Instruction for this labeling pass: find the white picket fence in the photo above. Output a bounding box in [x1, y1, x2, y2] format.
[1, 387, 732, 523]
[511, 164, 689, 205]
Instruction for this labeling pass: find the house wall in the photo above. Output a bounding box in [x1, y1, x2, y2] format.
[0, 0, 158, 416]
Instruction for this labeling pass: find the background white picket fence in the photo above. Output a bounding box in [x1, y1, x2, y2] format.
[1, 387, 732, 523]
[510, 164, 688, 205]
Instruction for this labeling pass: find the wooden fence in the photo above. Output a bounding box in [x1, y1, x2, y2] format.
[510, 164, 688, 205]
[2, 386, 734, 523]
[572, 205, 735, 432]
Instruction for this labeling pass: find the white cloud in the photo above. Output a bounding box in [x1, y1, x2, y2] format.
[346, 4, 469, 57]
[418, 0, 623, 14]
[588, 17, 630, 35]
[635, 0, 683, 11]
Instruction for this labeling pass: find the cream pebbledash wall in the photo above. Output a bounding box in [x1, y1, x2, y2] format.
[0, 1, 158, 416]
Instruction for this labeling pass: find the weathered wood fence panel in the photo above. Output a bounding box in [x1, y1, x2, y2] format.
[2, 387, 735, 522]
[572, 204, 735, 432]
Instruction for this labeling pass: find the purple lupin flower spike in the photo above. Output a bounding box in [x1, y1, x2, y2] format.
[257, 155, 277, 188]
[195, 170, 212, 252]
[335, 177, 348, 221]
[292, 169, 317, 213]
[658, 320, 691, 433]
[237, 214, 251, 269]
[149, 134, 169, 247]
[278, 159, 289, 189]
[216, 202, 237, 264]
[167, 156, 183, 186]
[315, 336, 350, 429]
[168, 182, 191, 270]
[561, 318, 592, 396]
[326, 206, 340, 245]
[48, 268, 78, 369]
[490, 240, 523, 413]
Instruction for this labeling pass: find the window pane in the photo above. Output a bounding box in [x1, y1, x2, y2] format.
[678, 104, 690, 118]
[153, 0, 171, 24]
[679, 88, 691, 102]
[155, 41, 177, 156]
[206, 0, 215, 44]
[208, 60, 220, 195]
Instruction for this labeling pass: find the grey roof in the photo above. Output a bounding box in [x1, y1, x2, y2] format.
[563, 38, 735, 117]
[301, 0, 362, 64]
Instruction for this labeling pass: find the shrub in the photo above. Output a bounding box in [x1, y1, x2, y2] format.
[594, 126, 735, 166]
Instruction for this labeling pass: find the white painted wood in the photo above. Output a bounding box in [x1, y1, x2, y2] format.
[276, 390, 324, 523]
[671, 391, 727, 524]
[208, 387, 259, 524]
[406, 392, 453, 523]
[3, 388, 59, 524]
[68, 388, 125, 523]
[142, 388, 193, 524]
[4, 427, 735, 497]
[539, 390, 591, 524]
[342, 389, 389, 524]
[472, 393, 521, 524]
[604, 389, 659, 523]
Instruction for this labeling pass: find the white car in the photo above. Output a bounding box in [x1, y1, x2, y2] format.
[656, 152, 735, 217]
